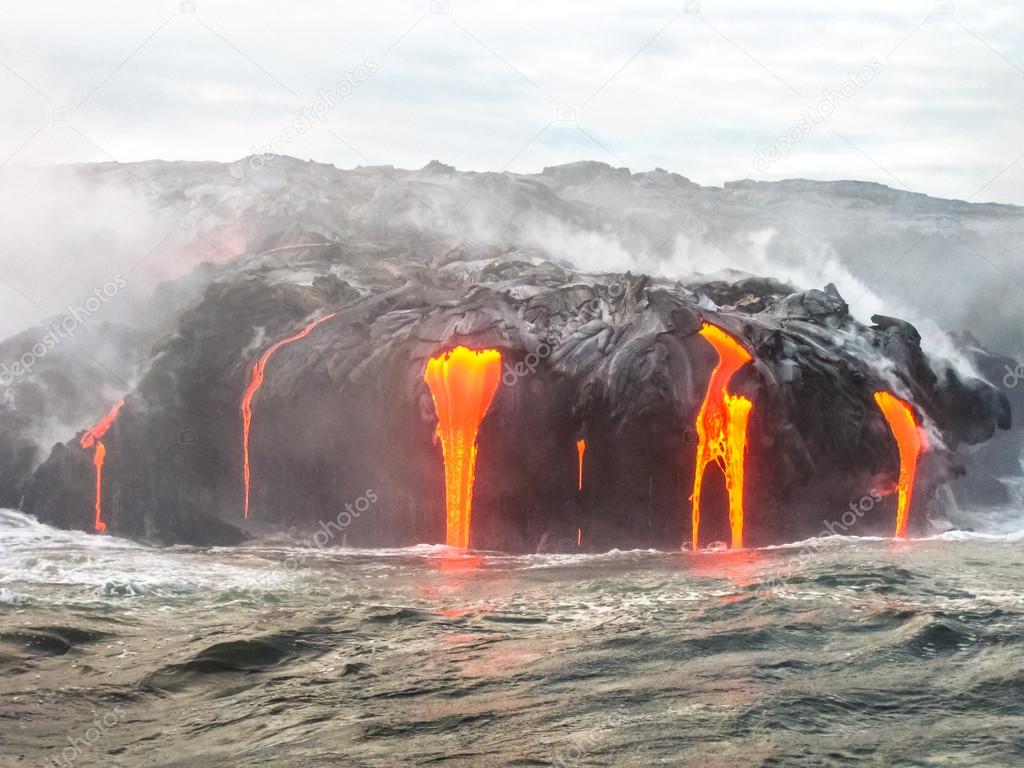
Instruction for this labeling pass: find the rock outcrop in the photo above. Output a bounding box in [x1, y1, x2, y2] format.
[20, 239, 1011, 550]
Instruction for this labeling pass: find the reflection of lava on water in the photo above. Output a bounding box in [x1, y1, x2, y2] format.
[240, 313, 337, 518]
[874, 391, 925, 538]
[684, 547, 767, 589]
[423, 347, 502, 549]
[691, 323, 754, 551]
[417, 555, 487, 618]
[79, 400, 124, 533]
[437, 554, 485, 571]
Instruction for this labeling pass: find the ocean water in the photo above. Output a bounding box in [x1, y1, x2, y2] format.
[1, 509, 1023, 767]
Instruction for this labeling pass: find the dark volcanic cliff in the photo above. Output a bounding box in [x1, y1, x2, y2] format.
[20, 238, 1011, 551]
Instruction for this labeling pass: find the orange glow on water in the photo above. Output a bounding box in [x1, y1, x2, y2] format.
[437, 554, 485, 571]
[424, 346, 502, 549]
[240, 313, 336, 518]
[685, 547, 766, 589]
[873, 391, 925, 538]
[691, 323, 754, 551]
[576, 439, 586, 491]
[79, 400, 124, 533]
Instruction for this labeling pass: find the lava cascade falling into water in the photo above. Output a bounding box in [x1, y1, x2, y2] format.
[691, 323, 754, 551]
[240, 313, 337, 518]
[79, 400, 124, 533]
[873, 391, 925, 538]
[576, 439, 586, 491]
[423, 346, 502, 549]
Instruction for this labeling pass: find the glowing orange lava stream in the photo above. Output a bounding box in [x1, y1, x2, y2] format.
[576, 438, 586, 491]
[691, 323, 754, 551]
[873, 391, 925, 538]
[79, 400, 124, 533]
[240, 313, 336, 518]
[424, 346, 502, 549]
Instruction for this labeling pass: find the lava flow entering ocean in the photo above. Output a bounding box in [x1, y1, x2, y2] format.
[423, 346, 502, 549]
[874, 391, 925, 537]
[691, 323, 754, 551]
[79, 400, 124, 533]
[240, 313, 337, 518]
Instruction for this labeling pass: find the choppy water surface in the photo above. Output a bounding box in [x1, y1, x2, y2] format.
[1, 509, 1022, 767]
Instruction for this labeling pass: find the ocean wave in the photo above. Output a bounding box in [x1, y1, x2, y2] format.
[0, 508, 298, 603]
[929, 528, 1024, 543]
[3, 504, 1022, 609]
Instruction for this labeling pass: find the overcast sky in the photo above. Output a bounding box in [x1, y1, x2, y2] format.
[3, 1, 1024, 204]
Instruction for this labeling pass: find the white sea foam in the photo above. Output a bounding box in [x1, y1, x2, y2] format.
[3, 502, 1021, 609]
[0, 509, 296, 603]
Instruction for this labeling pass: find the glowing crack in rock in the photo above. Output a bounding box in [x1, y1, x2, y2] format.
[873, 391, 925, 538]
[79, 400, 124, 533]
[240, 313, 337, 518]
[423, 346, 502, 549]
[576, 438, 587, 491]
[691, 323, 754, 551]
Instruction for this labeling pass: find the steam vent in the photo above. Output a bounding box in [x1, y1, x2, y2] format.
[20, 241, 1011, 552]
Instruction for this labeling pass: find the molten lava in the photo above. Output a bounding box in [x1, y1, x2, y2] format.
[691, 323, 754, 551]
[79, 400, 124, 533]
[873, 391, 925, 538]
[423, 346, 502, 549]
[576, 438, 586, 491]
[240, 313, 337, 518]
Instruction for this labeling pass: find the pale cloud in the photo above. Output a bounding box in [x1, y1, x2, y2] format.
[2, 0, 1023, 203]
